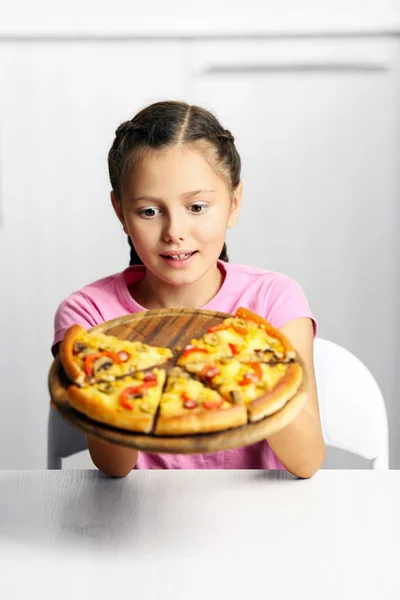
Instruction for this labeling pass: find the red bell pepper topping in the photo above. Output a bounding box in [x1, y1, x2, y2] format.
[238, 362, 263, 386]
[119, 378, 158, 409]
[140, 379, 158, 390]
[143, 372, 157, 383]
[119, 385, 144, 410]
[207, 324, 227, 333]
[231, 323, 248, 336]
[120, 397, 135, 410]
[203, 398, 224, 410]
[182, 345, 209, 358]
[83, 351, 122, 377]
[120, 385, 142, 398]
[248, 362, 263, 380]
[239, 376, 256, 386]
[228, 343, 239, 355]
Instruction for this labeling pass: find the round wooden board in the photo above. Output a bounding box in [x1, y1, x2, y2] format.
[48, 308, 308, 454]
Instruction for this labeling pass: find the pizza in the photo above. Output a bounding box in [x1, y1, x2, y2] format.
[57, 308, 304, 436]
[188, 358, 303, 422]
[67, 369, 166, 433]
[176, 308, 296, 367]
[154, 367, 247, 435]
[60, 324, 172, 386]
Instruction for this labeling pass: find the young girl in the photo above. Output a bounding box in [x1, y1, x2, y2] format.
[52, 100, 325, 478]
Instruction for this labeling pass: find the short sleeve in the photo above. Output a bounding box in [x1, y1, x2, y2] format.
[52, 291, 102, 355]
[263, 275, 317, 336]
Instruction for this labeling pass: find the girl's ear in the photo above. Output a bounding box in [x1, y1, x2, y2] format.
[227, 181, 243, 228]
[110, 191, 129, 235]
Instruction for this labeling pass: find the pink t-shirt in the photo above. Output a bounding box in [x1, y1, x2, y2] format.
[53, 261, 316, 470]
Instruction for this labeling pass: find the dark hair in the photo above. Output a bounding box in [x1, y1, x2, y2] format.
[107, 100, 241, 266]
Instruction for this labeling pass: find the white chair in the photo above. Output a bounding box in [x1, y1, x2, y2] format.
[47, 407, 88, 469]
[314, 337, 389, 469]
[47, 337, 389, 469]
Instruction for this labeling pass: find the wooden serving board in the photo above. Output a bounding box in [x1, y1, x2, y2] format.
[48, 308, 308, 454]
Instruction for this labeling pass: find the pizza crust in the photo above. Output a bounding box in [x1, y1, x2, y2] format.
[247, 362, 303, 422]
[235, 307, 297, 358]
[67, 368, 166, 433]
[59, 324, 87, 386]
[154, 404, 247, 436]
[67, 385, 156, 433]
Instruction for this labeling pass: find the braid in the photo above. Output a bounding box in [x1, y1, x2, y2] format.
[128, 236, 144, 266]
[115, 121, 134, 136]
[219, 242, 229, 262]
[216, 129, 235, 144]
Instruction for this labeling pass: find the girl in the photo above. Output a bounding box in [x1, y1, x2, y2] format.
[52, 100, 325, 478]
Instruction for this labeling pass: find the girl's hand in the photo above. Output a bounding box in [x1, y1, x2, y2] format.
[267, 317, 326, 478]
[87, 435, 138, 477]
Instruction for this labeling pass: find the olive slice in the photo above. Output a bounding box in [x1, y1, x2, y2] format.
[204, 333, 219, 346]
[97, 383, 115, 394]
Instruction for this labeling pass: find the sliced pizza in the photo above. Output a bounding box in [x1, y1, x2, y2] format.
[233, 307, 297, 362]
[60, 324, 173, 386]
[189, 357, 303, 422]
[176, 310, 296, 368]
[154, 367, 247, 436]
[67, 368, 166, 433]
[57, 308, 305, 438]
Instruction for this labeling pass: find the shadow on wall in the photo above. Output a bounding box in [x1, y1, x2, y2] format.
[323, 447, 370, 470]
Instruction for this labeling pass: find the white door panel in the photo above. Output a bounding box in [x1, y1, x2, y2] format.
[190, 37, 399, 465]
[0, 41, 187, 467]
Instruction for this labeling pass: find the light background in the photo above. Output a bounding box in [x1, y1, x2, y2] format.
[0, 0, 399, 470]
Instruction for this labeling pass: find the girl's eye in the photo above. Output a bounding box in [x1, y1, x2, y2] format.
[138, 207, 160, 219]
[189, 203, 208, 214]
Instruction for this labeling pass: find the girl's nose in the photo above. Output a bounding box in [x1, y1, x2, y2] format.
[162, 213, 188, 243]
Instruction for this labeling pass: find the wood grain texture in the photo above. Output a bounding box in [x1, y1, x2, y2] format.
[48, 309, 308, 453]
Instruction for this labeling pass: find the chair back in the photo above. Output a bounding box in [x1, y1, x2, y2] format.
[313, 337, 389, 469]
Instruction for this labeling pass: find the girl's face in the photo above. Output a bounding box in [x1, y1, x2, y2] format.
[112, 146, 241, 288]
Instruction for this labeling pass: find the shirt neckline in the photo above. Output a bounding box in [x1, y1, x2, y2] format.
[116, 260, 233, 313]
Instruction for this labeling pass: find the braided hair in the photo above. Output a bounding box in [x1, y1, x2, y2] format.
[107, 101, 241, 266]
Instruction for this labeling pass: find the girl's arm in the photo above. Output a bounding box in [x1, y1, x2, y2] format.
[87, 436, 138, 477]
[52, 342, 138, 477]
[266, 317, 326, 478]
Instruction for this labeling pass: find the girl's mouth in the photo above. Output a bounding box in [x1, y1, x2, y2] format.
[160, 251, 198, 267]
[161, 252, 196, 261]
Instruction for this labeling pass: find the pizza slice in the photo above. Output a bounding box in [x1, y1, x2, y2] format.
[176, 309, 296, 368]
[188, 357, 303, 422]
[60, 324, 173, 386]
[67, 368, 166, 433]
[210, 309, 297, 363]
[153, 367, 247, 436]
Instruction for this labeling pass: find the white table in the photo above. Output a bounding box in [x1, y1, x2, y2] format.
[0, 470, 399, 599]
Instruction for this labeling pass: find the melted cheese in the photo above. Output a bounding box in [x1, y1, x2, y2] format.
[85, 368, 166, 415]
[213, 360, 288, 402]
[160, 369, 229, 417]
[75, 331, 172, 381]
